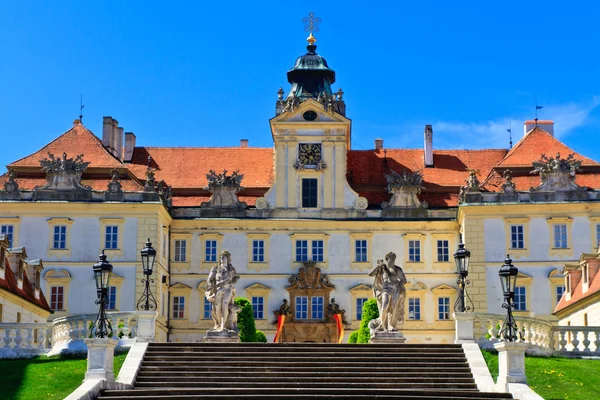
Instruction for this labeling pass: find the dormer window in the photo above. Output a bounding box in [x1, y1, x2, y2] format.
[583, 264, 589, 285]
[34, 270, 41, 289]
[0, 247, 4, 269]
[17, 259, 24, 280]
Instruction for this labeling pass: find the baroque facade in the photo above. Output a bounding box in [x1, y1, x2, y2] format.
[1, 35, 599, 342]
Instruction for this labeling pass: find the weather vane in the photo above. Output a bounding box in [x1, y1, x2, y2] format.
[79, 94, 85, 122]
[302, 12, 321, 33]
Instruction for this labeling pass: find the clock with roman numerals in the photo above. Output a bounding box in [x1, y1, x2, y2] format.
[298, 143, 322, 166]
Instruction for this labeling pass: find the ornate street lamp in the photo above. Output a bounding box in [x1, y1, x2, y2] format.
[453, 243, 472, 312]
[498, 255, 519, 342]
[137, 238, 157, 311]
[92, 251, 113, 338]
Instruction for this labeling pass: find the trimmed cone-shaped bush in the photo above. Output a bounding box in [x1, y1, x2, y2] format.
[256, 330, 267, 343]
[235, 297, 258, 342]
[348, 331, 358, 343]
[357, 298, 379, 343]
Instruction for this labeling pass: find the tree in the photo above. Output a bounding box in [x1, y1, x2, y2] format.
[235, 297, 258, 342]
[357, 298, 379, 343]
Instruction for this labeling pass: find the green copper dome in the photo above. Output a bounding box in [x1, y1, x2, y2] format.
[286, 44, 336, 100]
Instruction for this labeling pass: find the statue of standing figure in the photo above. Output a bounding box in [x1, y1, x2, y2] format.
[206, 250, 240, 332]
[368, 252, 407, 333]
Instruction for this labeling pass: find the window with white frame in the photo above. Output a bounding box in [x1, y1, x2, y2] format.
[295, 240, 308, 262]
[311, 296, 324, 319]
[312, 240, 324, 262]
[295, 296, 308, 319]
[105, 226, 118, 250]
[553, 224, 568, 248]
[408, 240, 421, 262]
[205, 240, 217, 262]
[510, 225, 524, 249]
[438, 297, 450, 320]
[50, 286, 64, 310]
[252, 240, 265, 262]
[252, 296, 264, 319]
[53, 226, 67, 249]
[356, 297, 368, 320]
[0, 225, 14, 247]
[556, 285, 565, 304]
[203, 297, 212, 319]
[174, 240, 187, 262]
[355, 240, 367, 262]
[514, 286, 527, 311]
[408, 298, 421, 320]
[437, 240, 449, 262]
[172, 296, 185, 319]
[107, 286, 117, 310]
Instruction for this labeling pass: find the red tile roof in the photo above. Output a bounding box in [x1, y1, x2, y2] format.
[0, 257, 51, 313]
[555, 262, 600, 314]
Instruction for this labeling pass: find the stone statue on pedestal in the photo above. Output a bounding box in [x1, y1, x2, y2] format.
[206, 251, 240, 335]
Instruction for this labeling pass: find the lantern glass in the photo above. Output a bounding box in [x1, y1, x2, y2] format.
[498, 255, 518, 296]
[140, 239, 156, 275]
[93, 251, 113, 290]
[93, 268, 102, 291]
[453, 243, 471, 275]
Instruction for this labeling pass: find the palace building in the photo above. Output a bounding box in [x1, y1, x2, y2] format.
[1, 33, 599, 343]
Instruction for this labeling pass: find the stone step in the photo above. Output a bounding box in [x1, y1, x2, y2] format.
[141, 355, 468, 363]
[146, 345, 464, 352]
[148, 343, 463, 348]
[134, 381, 479, 390]
[138, 365, 473, 373]
[135, 375, 476, 383]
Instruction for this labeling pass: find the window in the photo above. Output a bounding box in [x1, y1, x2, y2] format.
[295, 240, 308, 262]
[172, 296, 185, 319]
[437, 240, 449, 262]
[0, 225, 13, 247]
[302, 178, 318, 208]
[105, 226, 118, 250]
[312, 240, 324, 262]
[510, 225, 524, 249]
[205, 240, 217, 262]
[16, 312, 21, 323]
[438, 297, 450, 320]
[203, 297, 212, 319]
[556, 285, 565, 304]
[174, 240, 187, 262]
[53, 226, 67, 249]
[295, 296, 308, 319]
[554, 224, 568, 248]
[0, 304, 2, 322]
[408, 240, 421, 262]
[408, 298, 421, 320]
[356, 297, 368, 320]
[107, 286, 117, 310]
[355, 240, 367, 262]
[252, 240, 265, 262]
[252, 296, 264, 319]
[50, 286, 64, 310]
[596, 224, 600, 247]
[311, 296, 324, 319]
[514, 286, 527, 311]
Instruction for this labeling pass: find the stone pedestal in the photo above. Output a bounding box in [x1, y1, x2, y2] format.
[83, 338, 119, 382]
[136, 311, 158, 343]
[494, 341, 529, 392]
[369, 331, 406, 344]
[453, 312, 475, 344]
[203, 330, 240, 343]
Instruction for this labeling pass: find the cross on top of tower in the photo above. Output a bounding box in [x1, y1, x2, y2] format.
[302, 12, 321, 45]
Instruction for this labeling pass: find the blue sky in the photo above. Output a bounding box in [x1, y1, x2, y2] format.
[1, 1, 600, 170]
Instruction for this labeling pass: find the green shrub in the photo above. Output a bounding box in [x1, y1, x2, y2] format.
[357, 298, 378, 343]
[235, 297, 257, 342]
[256, 330, 268, 343]
[348, 331, 358, 343]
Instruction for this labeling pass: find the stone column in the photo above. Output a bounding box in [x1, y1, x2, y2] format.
[83, 338, 119, 382]
[136, 311, 158, 343]
[453, 312, 475, 344]
[494, 341, 529, 392]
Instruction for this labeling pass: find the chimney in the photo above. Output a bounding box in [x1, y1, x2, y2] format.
[524, 120, 554, 136]
[240, 139, 249, 148]
[374, 138, 384, 150]
[116, 127, 124, 161]
[124, 132, 136, 162]
[73, 119, 81, 127]
[111, 119, 119, 159]
[102, 117, 114, 153]
[424, 125, 433, 167]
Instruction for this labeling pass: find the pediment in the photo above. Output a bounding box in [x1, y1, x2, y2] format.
[44, 269, 71, 279]
[406, 281, 427, 291]
[431, 283, 456, 294]
[349, 283, 372, 292]
[270, 99, 351, 125]
[170, 282, 191, 290]
[246, 282, 271, 291]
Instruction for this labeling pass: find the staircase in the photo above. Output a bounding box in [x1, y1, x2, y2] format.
[99, 342, 512, 400]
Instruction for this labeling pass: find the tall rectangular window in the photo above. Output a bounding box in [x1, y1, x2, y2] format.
[172, 296, 185, 319]
[0, 304, 3, 322]
[0, 225, 14, 247]
[252, 240, 265, 262]
[554, 224, 568, 248]
[105, 226, 118, 250]
[356, 297, 368, 320]
[53, 226, 67, 249]
[50, 286, 64, 310]
[437, 240, 449, 262]
[556, 285, 565, 304]
[302, 178, 318, 208]
[205, 240, 217, 262]
[107, 286, 117, 310]
[596, 224, 600, 247]
[408, 298, 421, 320]
[408, 240, 421, 262]
[295, 240, 308, 262]
[203, 297, 212, 319]
[311, 296, 324, 319]
[514, 286, 527, 311]
[355, 240, 367, 262]
[438, 297, 450, 320]
[295, 296, 308, 319]
[510, 225, 524, 249]
[174, 240, 187, 262]
[312, 240, 324, 262]
[252, 296, 264, 319]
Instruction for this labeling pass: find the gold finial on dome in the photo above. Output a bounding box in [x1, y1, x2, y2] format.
[302, 12, 321, 45]
[307, 32, 316, 45]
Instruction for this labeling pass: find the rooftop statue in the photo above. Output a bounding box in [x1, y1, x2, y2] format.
[531, 153, 583, 191]
[202, 170, 247, 209]
[384, 170, 424, 208]
[35, 152, 90, 192]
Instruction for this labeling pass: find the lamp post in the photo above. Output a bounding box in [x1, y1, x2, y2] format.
[137, 238, 157, 311]
[92, 251, 113, 338]
[453, 243, 472, 312]
[498, 254, 519, 342]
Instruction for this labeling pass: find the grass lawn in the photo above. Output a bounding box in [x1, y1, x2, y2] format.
[482, 350, 600, 400]
[0, 351, 128, 400]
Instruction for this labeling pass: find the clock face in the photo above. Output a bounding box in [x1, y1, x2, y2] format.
[299, 143, 322, 165]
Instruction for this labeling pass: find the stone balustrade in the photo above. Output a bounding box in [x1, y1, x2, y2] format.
[552, 326, 600, 354]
